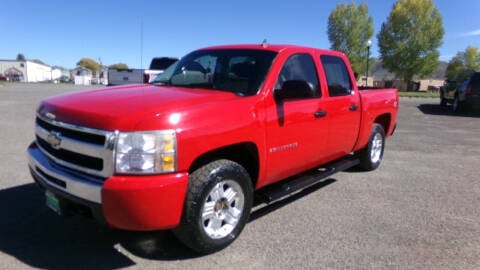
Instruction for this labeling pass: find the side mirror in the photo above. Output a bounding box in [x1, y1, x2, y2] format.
[274, 80, 314, 101]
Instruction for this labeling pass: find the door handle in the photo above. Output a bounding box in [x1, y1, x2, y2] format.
[349, 104, 359, 111]
[314, 110, 328, 118]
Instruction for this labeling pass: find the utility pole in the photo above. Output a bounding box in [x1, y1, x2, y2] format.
[365, 39, 372, 87]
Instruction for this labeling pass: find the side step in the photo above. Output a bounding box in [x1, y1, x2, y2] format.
[259, 157, 360, 203]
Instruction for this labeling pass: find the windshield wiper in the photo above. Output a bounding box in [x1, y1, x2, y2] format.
[177, 82, 215, 89]
[151, 79, 171, 86]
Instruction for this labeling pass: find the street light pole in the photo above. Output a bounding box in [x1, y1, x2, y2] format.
[366, 39, 372, 87]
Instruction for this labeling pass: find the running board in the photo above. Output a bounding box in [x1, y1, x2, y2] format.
[259, 157, 360, 203]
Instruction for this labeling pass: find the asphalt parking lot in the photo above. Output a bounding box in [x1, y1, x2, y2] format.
[0, 83, 479, 269]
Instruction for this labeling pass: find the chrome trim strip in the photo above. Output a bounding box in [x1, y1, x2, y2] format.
[36, 125, 105, 158]
[28, 145, 102, 203]
[36, 142, 107, 178]
[37, 113, 110, 137]
[35, 115, 115, 178]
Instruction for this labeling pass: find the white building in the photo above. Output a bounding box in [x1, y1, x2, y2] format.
[72, 66, 93, 85]
[0, 60, 53, 82]
[51, 67, 63, 81]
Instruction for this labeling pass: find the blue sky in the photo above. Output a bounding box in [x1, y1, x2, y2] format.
[1, 0, 479, 69]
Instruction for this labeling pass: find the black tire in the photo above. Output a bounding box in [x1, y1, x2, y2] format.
[173, 159, 253, 254]
[358, 124, 385, 171]
[453, 94, 462, 113]
[440, 93, 447, 108]
[440, 98, 447, 108]
[440, 97, 448, 108]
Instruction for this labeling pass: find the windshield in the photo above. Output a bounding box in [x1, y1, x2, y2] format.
[151, 49, 277, 96]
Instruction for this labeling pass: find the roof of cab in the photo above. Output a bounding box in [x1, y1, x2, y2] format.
[198, 44, 339, 55]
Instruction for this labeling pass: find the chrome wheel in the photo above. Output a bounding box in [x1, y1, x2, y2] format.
[173, 160, 253, 253]
[202, 180, 244, 239]
[370, 133, 383, 163]
[358, 124, 385, 171]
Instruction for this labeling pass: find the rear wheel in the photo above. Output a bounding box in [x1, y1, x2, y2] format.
[173, 160, 253, 254]
[358, 124, 385, 171]
[440, 92, 447, 108]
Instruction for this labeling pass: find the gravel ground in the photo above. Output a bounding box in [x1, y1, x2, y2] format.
[0, 83, 479, 270]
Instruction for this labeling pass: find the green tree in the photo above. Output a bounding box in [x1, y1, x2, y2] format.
[327, 2, 374, 75]
[16, 53, 26, 61]
[77, 58, 100, 75]
[445, 46, 480, 81]
[445, 54, 465, 81]
[377, 0, 444, 87]
[463, 46, 480, 71]
[108, 63, 129, 69]
[32, 59, 46, 65]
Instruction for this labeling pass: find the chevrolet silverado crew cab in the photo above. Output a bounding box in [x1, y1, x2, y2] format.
[28, 44, 398, 253]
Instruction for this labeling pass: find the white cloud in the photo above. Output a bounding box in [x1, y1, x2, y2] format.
[461, 29, 480, 37]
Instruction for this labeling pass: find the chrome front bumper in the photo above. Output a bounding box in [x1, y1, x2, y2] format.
[28, 142, 103, 204]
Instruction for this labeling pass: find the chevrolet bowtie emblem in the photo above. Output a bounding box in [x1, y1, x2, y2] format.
[47, 131, 62, 149]
[45, 112, 56, 120]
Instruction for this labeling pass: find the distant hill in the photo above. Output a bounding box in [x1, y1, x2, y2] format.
[370, 59, 447, 80]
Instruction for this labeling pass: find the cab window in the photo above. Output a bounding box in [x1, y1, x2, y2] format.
[275, 54, 320, 98]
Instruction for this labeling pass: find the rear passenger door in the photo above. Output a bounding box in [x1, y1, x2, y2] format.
[320, 55, 361, 161]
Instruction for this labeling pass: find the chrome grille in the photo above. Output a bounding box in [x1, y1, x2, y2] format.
[35, 115, 116, 179]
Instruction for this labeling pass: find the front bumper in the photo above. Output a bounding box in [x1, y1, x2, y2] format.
[28, 141, 189, 230]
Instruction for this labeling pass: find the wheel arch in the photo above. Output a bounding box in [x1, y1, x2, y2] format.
[188, 142, 260, 187]
[374, 113, 391, 135]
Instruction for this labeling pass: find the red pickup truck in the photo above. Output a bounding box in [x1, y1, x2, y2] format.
[28, 44, 398, 253]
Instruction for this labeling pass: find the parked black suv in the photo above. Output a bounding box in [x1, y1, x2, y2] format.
[440, 72, 480, 112]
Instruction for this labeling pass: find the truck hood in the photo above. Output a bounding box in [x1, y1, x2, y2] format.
[38, 84, 244, 131]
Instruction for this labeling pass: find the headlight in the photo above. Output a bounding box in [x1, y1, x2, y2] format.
[115, 130, 176, 174]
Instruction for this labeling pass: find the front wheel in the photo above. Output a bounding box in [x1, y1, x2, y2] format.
[173, 160, 253, 254]
[357, 124, 385, 171]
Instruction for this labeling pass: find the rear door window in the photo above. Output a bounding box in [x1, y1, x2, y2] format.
[320, 55, 353, 97]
